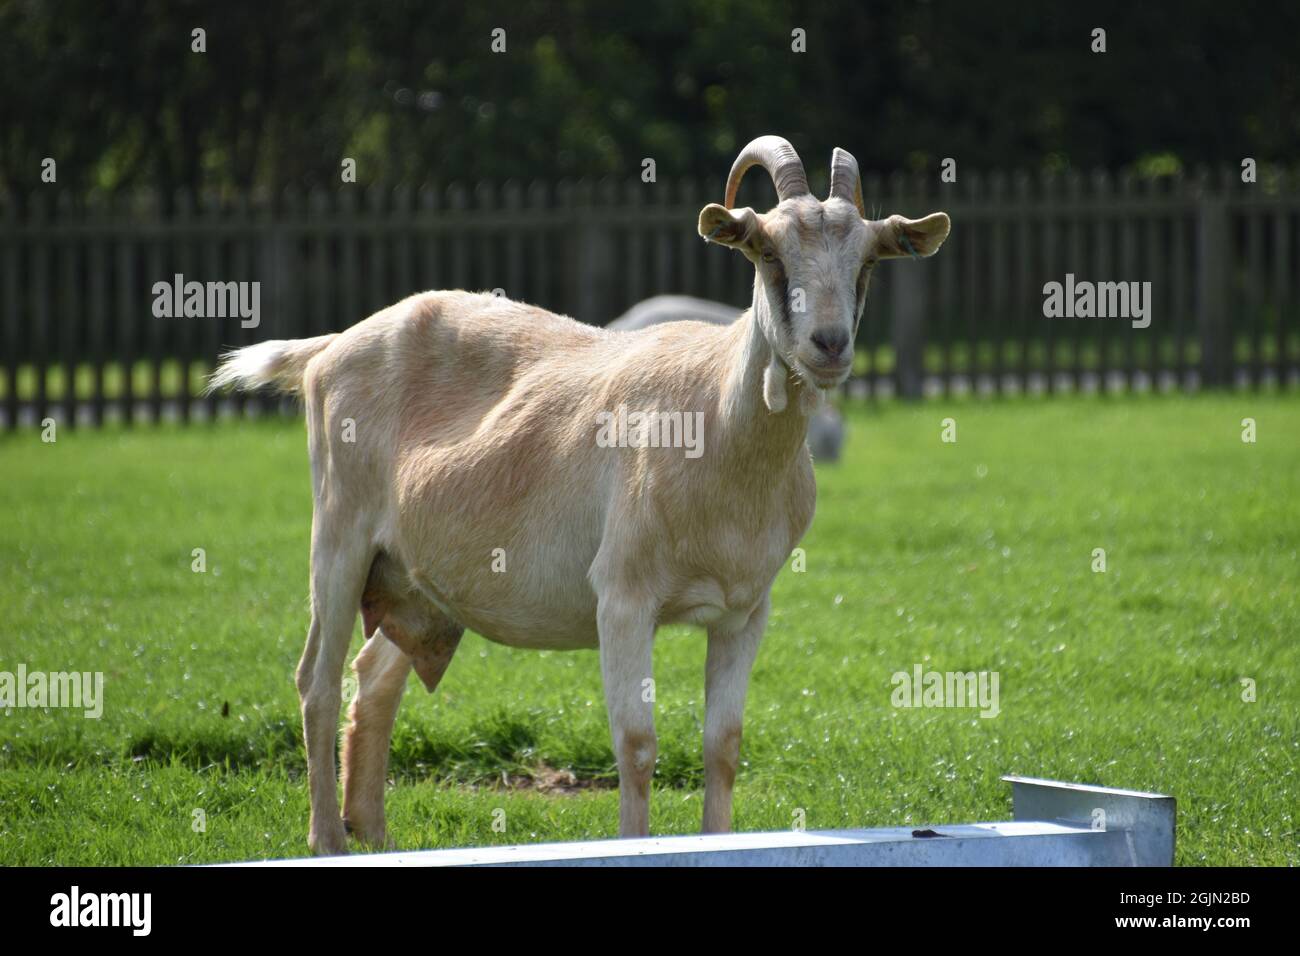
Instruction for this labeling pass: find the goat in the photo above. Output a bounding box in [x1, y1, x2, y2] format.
[209, 135, 949, 855]
[608, 294, 848, 462]
[606, 295, 744, 332]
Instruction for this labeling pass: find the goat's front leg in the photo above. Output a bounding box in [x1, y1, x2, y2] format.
[597, 595, 658, 837]
[702, 594, 769, 833]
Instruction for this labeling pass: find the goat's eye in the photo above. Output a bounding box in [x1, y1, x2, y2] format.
[761, 249, 777, 264]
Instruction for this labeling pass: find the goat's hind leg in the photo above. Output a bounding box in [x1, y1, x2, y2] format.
[341, 555, 463, 848]
[340, 635, 409, 848]
[298, 525, 374, 857]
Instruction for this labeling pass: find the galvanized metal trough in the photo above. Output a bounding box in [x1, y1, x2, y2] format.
[234, 776, 1175, 867]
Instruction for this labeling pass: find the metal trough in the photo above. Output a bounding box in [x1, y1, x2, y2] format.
[232, 776, 1175, 867]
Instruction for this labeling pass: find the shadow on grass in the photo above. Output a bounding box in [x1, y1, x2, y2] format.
[4, 708, 707, 790]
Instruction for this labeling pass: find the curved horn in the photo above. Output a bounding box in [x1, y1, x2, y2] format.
[724, 135, 810, 209]
[828, 147, 864, 216]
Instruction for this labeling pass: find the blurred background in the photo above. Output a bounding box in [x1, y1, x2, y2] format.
[1, 0, 1298, 426]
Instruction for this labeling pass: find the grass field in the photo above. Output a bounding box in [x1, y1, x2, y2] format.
[1, 394, 1297, 866]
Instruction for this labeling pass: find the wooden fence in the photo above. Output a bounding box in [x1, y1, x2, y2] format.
[1, 166, 1297, 428]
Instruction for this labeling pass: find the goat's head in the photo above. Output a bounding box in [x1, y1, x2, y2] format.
[699, 135, 950, 406]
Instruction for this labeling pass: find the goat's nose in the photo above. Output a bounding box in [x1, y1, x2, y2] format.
[810, 328, 850, 362]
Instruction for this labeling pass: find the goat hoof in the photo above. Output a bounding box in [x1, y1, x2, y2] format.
[343, 817, 389, 850]
[308, 824, 350, 857]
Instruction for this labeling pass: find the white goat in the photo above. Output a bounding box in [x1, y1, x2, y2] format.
[210, 135, 949, 855]
[605, 295, 745, 332]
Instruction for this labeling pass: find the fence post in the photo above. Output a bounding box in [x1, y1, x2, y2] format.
[891, 259, 927, 399]
[30, 192, 50, 426]
[1, 194, 17, 428]
[263, 188, 294, 416]
[1196, 171, 1230, 388]
[574, 180, 614, 325]
[174, 188, 194, 422]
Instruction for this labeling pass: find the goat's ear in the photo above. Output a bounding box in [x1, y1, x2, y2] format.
[699, 203, 762, 252]
[875, 212, 951, 259]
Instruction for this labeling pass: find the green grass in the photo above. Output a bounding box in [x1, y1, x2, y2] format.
[0, 394, 1297, 865]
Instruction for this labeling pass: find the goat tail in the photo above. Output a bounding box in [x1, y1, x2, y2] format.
[206, 334, 339, 396]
